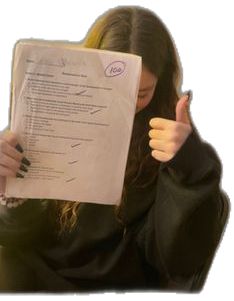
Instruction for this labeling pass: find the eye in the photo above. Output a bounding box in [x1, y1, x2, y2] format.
[138, 93, 147, 100]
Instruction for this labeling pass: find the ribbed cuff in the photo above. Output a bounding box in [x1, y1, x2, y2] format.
[160, 129, 211, 182]
[0, 193, 27, 208]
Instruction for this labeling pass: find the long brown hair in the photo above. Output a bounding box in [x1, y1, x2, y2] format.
[55, 6, 181, 233]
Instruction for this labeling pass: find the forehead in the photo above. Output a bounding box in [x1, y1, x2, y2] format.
[139, 66, 157, 91]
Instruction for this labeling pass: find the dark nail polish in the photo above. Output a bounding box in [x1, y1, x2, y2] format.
[16, 172, 24, 178]
[19, 164, 28, 172]
[21, 157, 31, 166]
[186, 90, 192, 101]
[15, 143, 24, 153]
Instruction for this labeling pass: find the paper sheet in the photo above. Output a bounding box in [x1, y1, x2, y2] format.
[5, 40, 142, 205]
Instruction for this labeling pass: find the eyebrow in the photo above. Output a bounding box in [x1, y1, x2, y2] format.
[139, 84, 155, 92]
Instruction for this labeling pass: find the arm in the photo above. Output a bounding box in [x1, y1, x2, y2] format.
[139, 130, 229, 290]
[0, 129, 54, 247]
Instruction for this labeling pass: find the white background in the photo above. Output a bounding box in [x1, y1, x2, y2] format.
[0, 0, 233, 300]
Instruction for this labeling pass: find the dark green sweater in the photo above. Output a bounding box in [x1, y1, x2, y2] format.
[0, 131, 229, 292]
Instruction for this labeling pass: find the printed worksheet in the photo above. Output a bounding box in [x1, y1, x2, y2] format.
[5, 39, 142, 205]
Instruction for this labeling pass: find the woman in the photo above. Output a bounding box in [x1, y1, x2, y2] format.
[0, 6, 229, 292]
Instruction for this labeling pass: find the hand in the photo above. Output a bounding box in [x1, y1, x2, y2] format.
[148, 94, 192, 162]
[0, 130, 24, 193]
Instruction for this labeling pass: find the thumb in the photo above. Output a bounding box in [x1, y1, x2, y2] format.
[176, 92, 191, 124]
[0, 129, 19, 147]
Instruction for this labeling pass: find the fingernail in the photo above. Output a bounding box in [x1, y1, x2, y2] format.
[19, 164, 28, 172]
[15, 143, 24, 153]
[186, 90, 192, 102]
[16, 172, 24, 178]
[21, 157, 31, 166]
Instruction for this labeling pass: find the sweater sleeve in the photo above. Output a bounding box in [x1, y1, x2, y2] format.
[0, 199, 52, 247]
[138, 129, 229, 288]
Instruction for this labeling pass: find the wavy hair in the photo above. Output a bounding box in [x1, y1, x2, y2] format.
[55, 6, 181, 234]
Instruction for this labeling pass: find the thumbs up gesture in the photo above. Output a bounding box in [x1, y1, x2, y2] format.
[148, 93, 192, 162]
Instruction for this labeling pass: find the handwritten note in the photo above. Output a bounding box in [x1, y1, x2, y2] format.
[5, 39, 142, 205]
